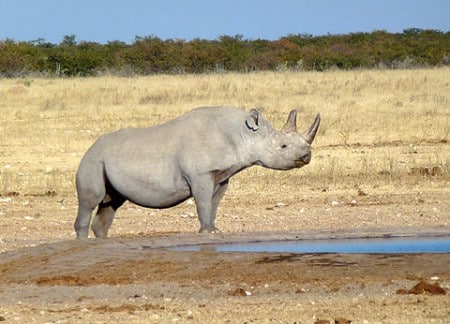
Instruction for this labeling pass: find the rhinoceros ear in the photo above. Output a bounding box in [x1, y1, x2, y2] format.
[245, 109, 259, 131]
[281, 110, 297, 133]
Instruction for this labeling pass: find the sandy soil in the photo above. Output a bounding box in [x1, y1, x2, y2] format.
[0, 190, 449, 323]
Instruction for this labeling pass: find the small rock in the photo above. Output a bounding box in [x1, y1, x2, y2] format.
[357, 189, 368, 196]
[150, 314, 160, 320]
[314, 319, 330, 324]
[431, 166, 443, 176]
[228, 287, 251, 297]
[396, 280, 447, 295]
[409, 166, 443, 176]
[180, 212, 195, 218]
[184, 198, 194, 206]
[295, 287, 309, 293]
[331, 200, 339, 207]
[409, 144, 418, 154]
[430, 276, 439, 281]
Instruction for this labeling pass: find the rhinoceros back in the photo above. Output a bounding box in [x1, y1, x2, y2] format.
[84, 107, 248, 207]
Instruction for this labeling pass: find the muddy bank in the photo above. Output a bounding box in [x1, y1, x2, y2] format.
[0, 230, 449, 323]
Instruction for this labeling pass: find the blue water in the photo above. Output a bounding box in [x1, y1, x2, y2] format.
[173, 237, 450, 253]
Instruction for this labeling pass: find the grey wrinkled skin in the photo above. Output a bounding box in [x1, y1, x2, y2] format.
[74, 106, 320, 238]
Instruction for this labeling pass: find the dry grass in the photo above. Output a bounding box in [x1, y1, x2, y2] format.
[0, 69, 449, 198]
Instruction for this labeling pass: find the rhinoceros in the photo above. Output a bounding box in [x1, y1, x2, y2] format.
[74, 106, 320, 238]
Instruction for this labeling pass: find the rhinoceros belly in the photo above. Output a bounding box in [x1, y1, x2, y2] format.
[104, 160, 192, 208]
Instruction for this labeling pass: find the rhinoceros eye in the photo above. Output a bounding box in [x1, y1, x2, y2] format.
[281, 144, 288, 149]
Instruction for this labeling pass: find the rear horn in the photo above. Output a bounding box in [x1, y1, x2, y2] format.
[281, 110, 298, 133]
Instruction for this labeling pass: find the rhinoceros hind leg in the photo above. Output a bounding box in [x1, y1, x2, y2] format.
[91, 187, 125, 238]
[74, 171, 106, 239]
[75, 203, 99, 239]
[74, 162, 106, 239]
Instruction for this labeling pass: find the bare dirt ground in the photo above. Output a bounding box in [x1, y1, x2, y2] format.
[0, 190, 449, 324]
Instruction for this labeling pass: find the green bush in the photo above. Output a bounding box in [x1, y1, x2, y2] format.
[0, 29, 449, 77]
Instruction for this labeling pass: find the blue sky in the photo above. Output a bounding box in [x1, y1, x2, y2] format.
[1, 0, 449, 44]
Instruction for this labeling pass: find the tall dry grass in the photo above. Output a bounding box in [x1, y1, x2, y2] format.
[0, 68, 449, 198]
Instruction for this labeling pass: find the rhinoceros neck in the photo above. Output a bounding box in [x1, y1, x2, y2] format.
[231, 130, 261, 169]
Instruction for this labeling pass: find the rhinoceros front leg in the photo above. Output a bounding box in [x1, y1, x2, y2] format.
[210, 180, 229, 229]
[191, 176, 228, 233]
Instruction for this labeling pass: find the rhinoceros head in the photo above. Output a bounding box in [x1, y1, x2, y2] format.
[245, 109, 320, 170]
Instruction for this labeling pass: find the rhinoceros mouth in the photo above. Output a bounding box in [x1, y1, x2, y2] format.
[294, 160, 308, 167]
[295, 152, 311, 166]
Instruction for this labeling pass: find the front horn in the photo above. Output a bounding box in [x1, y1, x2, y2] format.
[302, 113, 321, 144]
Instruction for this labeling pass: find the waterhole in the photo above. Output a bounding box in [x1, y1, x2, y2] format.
[171, 236, 450, 253]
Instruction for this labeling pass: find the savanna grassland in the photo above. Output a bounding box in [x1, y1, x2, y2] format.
[1, 68, 449, 235]
[0, 69, 449, 323]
